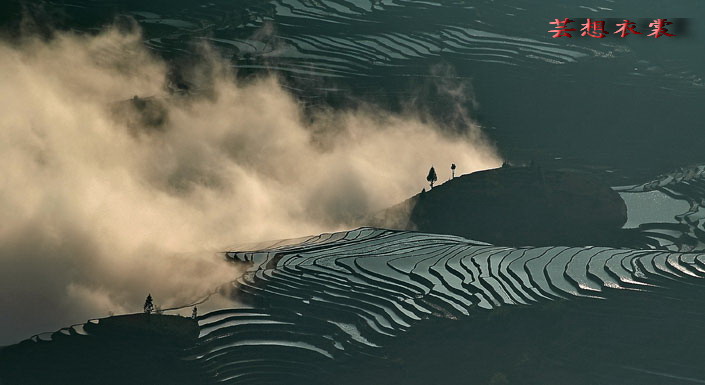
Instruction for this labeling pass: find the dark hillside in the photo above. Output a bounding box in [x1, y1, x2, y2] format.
[371, 165, 627, 246]
[0, 314, 202, 385]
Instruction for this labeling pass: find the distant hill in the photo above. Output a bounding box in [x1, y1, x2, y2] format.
[369, 165, 627, 246]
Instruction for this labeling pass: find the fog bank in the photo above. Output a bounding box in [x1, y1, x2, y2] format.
[0, 27, 500, 344]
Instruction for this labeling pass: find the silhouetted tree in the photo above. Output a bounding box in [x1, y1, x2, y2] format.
[451, 163, 456, 179]
[144, 294, 154, 314]
[426, 166, 437, 189]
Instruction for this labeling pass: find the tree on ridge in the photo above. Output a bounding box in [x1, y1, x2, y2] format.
[144, 294, 154, 314]
[427, 166, 438, 189]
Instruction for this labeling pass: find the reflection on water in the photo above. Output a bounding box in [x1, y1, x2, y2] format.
[621, 190, 690, 229]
